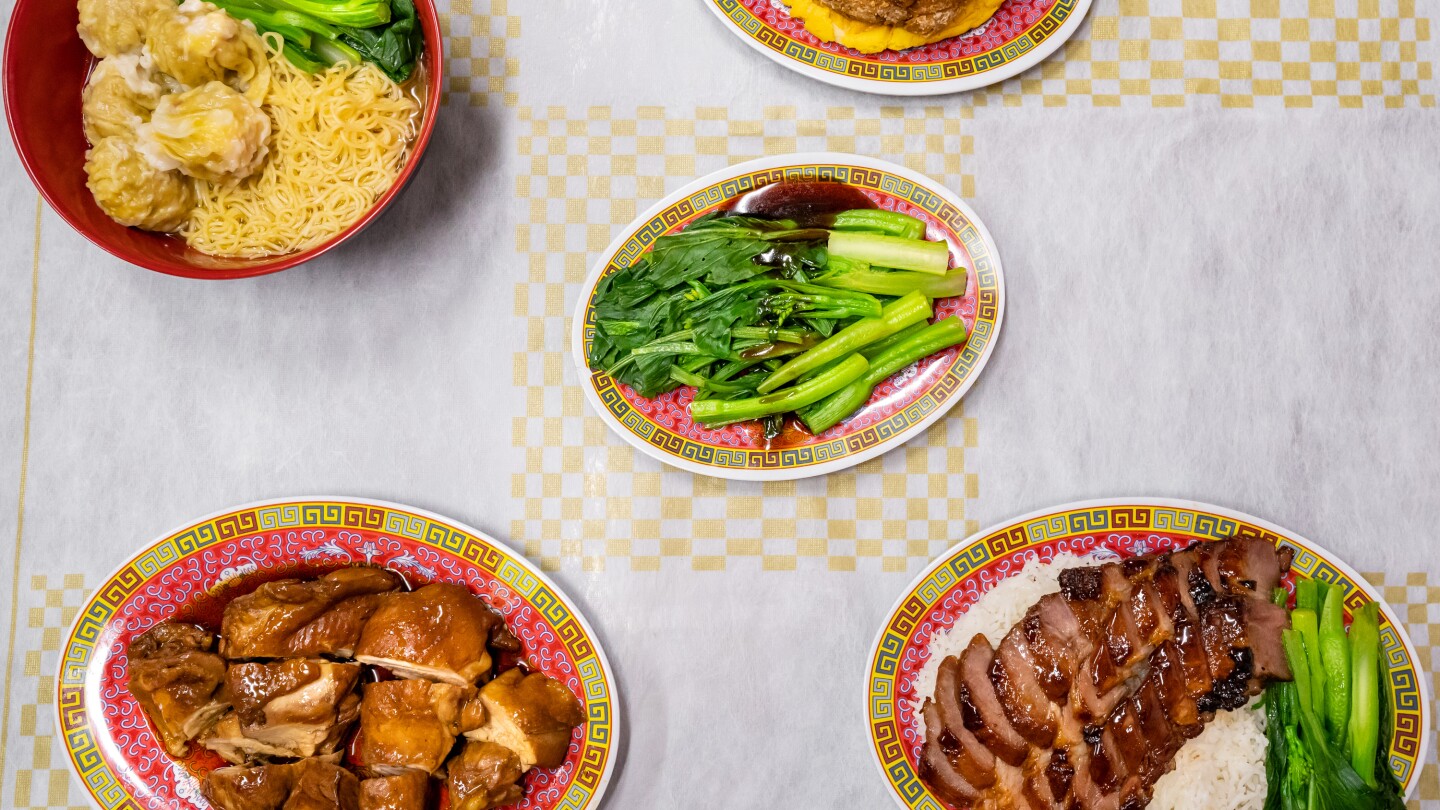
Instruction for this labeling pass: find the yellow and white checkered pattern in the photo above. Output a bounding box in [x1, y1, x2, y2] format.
[9, 575, 89, 810]
[976, 0, 1433, 107]
[440, 0, 520, 106]
[511, 105, 978, 572]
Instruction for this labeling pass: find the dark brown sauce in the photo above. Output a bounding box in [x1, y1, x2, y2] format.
[729, 181, 876, 226]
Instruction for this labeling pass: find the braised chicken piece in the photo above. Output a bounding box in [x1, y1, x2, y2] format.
[202, 712, 300, 763]
[815, 0, 976, 36]
[358, 678, 465, 774]
[446, 741, 524, 810]
[205, 757, 361, 810]
[221, 568, 402, 659]
[126, 622, 229, 757]
[359, 771, 430, 810]
[353, 583, 503, 685]
[464, 668, 585, 770]
[215, 659, 363, 761]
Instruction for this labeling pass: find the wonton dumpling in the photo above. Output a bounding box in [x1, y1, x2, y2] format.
[85, 137, 195, 232]
[138, 82, 270, 183]
[82, 54, 165, 144]
[145, 0, 271, 104]
[77, 0, 173, 58]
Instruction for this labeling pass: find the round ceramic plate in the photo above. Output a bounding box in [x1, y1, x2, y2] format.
[865, 498, 1431, 808]
[57, 498, 620, 810]
[702, 0, 1092, 95]
[572, 152, 1004, 481]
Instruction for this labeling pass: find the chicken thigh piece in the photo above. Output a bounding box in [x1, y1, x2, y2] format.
[359, 771, 430, 810]
[221, 568, 402, 659]
[224, 659, 362, 759]
[353, 583, 503, 685]
[464, 669, 585, 770]
[205, 758, 361, 810]
[358, 678, 465, 774]
[126, 622, 229, 757]
[446, 741, 525, 810]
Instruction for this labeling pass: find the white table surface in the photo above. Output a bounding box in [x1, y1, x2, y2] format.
[0, 0, 1437, 806]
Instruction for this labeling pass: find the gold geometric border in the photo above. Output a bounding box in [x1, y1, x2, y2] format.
[579, 162, 1000, 473]
[867, 500, 1428, 808]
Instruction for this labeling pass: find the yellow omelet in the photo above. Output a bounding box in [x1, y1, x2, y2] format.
[784, 0, 1005, 54]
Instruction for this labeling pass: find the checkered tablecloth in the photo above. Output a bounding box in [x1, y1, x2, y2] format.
[0, 0, 1435, 806]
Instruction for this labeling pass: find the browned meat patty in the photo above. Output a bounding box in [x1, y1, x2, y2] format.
[813, 0, 974, 36]
[919, 536, 1294, 810]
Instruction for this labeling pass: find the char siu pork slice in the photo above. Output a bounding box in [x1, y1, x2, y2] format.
[220, 568, 402, 660]
[917, 537, 1296, 810]
[353, 583, 501, 686]
[126, 622, 229, 757]
[204, 757, 361, 810]
[358, 678, 466, 775]
[464, 668, 586, 770]
[446, 741, 525, 810]
[359, 771, 429, 810]
[956, 636, 1030, 767]
[220, 659, 362, 760]
[918, 701, 983, 807]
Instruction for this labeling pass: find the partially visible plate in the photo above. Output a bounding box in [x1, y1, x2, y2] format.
[57, 498, 620, 810]
[702, 0, 1092, 95]
[864, 498, 1431, 808]
[572, 152, 1005, 481]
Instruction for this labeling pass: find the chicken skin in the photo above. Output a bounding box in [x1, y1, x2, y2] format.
[464, 668, 585, 770]
[221, 568, 402, 659]
[126, 622, 229, 757]
[353, 583, 503, 686]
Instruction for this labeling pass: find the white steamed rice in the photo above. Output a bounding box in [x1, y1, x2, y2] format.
[911, 553, 1269, 810]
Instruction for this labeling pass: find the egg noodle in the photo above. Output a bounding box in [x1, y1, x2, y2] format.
[183, 34, 421, 258]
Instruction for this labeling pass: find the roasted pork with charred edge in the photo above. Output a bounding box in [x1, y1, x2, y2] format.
[917, 536, 1294, 810]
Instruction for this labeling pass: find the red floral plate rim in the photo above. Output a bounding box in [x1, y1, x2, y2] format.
[864, 497, 1430, 809]
[572, 152, 1004, 481]
[701, 0, 1092, 95]
[56, 497, 620, 810]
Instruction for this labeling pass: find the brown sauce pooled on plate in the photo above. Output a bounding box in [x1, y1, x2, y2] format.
[729, 181, 876, 225]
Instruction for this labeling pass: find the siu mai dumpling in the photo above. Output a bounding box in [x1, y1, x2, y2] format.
[145, 0, 271, 104]
[220, 567, 402, 659]
[353, 583, 504, 686]
[446, 741, 524, 810]
[360, 772, 429, 810]
[126, 622, 229, 757]
[85, 137, 195, 232]
[138, 82, 270, 183]
[205, 758, 361, 810]
[77, 0, 172, 58]
[82, 54, 164, 143]
[223, 659, 362, 759]
[464, 668, 585, 770]
[357, 679, 465, 775]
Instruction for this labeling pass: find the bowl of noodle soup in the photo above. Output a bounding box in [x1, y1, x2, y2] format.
[3, 0, 442, 279]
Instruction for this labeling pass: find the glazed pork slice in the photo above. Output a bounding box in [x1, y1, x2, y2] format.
[221, 568, 402, 659]
[464, 668, 586, 770]
[207, 659, 362, 762]
[205, 757, 361, 810]
[359, 771, 430, 810]
[916, 536, 1294, 810]
[446, 740, 525, 810]
[358, 678, 466, 775]
[126, 622, 230, 757]
[353, 583, 503, 685]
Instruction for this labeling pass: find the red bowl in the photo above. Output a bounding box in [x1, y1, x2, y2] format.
[2, 0, 444, 279]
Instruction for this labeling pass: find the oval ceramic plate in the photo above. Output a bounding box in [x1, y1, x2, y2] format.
[702, 0, 1092, 95]
[865, 498, 1431, 808]
[57, 498, 619, 810]
[572, 153, 1004, 481]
